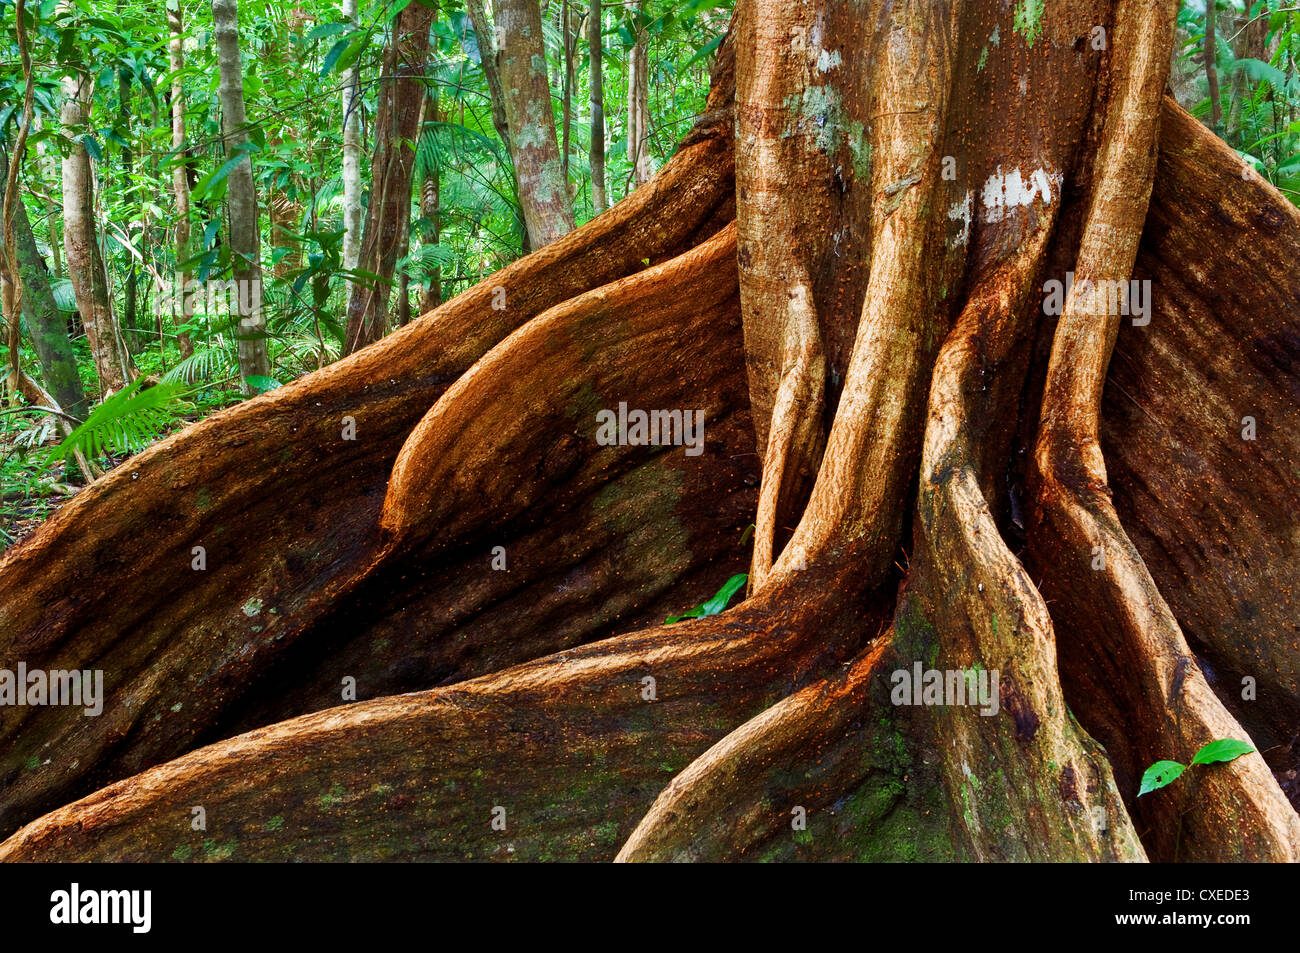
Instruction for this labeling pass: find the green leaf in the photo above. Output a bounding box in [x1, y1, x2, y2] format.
[1190, 738, 1255, 767]
[80, 133, 101, 161]
[53, 378, 186, 462]
[242, 375, 282, 394]
[665, 573, 748, 624]
[1138, 760, 1186, 797]
[306, 22, 352, 42]
[320, 38, 350, 76]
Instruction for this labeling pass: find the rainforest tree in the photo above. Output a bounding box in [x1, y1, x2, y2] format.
[0, 0, 1298, 863]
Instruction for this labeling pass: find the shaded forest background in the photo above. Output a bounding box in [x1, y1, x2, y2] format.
[0, 0, 1295, 544]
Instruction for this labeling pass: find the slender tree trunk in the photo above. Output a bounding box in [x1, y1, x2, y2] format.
[495, 0, 575, 247]
[1205, 0, 1222, 130]
[168, 4, 194, 359]
[0, 147, 87, 419]
[212, 0, 272, 392]
[561, 0, 573, 182]
[464, 0, 528, 249]
[343, 0, 434, 353]
[341, 0, 363, 277]
[464, 0, 513, 149]
[626, 2, 653, 190]
[117, 67, 139, 346]
[60, 73, 133, 395]
[587, 0, 606, 213]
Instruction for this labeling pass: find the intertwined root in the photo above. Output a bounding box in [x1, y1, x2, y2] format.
[3, 0, 1300, 862]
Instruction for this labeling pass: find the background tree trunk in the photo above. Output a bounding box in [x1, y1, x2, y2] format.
[495, 0, 575, 247]
[626, 2, 653, 190]
[60, 73, 133, 395]
[1204, 0, 1222, 130]
[343, 0, 434, 353]
[587, 0, 606, 213]
[167, 4, 194, 359]
[116, 67, 139, 348]
[341, 0, 363, 279]
[212, 0, 272, 392]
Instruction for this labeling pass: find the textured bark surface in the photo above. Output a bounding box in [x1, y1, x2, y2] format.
[496, 0, 575, 248]
[1, 0, 1298, 863]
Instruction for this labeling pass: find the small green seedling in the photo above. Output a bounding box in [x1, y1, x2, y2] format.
[665, 573, 748, 624]
[1138, 738, 1256, 797]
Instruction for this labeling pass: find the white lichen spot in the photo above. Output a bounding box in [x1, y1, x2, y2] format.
[980, 166, 1062, 224]
[242, 597, 263, 618]
[947, 189, 974, 247]
[816, 49, 842, 73]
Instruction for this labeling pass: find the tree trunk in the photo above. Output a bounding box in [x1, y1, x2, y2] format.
[116, 67, 139, 347]
[167, 4, 194, 359]
[560, 0, 574, 182]
[495, 0, 575, 248]
[0, 147, 88, 419]
[1204, 0, 1222, 130]
[343, 1, 433, 354]
[212, 0, 272, 392]
[2, 0, 1298, 863]
[60, 73, 134, 395]
[625, 2, 653, 190]
[465, 0, 513, 149]
[341, 0, 363, 277]
[587, 0, 606, 214]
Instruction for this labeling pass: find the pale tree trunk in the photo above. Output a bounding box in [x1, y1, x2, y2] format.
[343, 1, 434, 353]
[587, 0, 606, 213]
[168, 4, 194, 358]
[341, 0, 363, 277]
[625, 2, 653, 190]
[60, 73, 134, 395]
[212, 0, 272, 392]
[495, 0, 574, 247]
[3, 0, 1300, 864]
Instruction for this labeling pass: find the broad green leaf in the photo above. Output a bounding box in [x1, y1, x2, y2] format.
[1138, 760, 1186, 797]
[1190, 738, 1255, 767]
[666, 573, 748, 624]
[320, 38, 350, 76]
[306, 22, 352, 43]
[243, 375, 282, 394]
